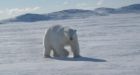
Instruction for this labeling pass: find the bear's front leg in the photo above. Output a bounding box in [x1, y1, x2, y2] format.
[71, 41, 81, 58]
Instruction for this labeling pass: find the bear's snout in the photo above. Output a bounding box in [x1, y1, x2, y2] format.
[70, 37, 73, 40]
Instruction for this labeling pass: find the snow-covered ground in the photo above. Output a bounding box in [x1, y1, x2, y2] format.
[0, 14, 140, 75]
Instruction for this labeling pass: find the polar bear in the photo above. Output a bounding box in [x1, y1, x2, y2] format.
[44, 25, 80, 58]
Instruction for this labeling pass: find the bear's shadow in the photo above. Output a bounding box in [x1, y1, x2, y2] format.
[51, 56, 107, 62]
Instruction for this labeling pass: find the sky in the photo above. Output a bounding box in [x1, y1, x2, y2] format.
[0, 0, 140, 20]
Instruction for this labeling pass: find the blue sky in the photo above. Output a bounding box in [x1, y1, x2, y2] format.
[0, 0, 140, 20]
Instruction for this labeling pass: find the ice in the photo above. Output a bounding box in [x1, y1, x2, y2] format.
[0, 13, 140, 75]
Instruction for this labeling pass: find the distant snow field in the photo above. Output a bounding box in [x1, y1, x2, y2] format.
[0, 14, 140, 75]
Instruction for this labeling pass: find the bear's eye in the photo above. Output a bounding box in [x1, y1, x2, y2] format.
[69, 31, 74, 37]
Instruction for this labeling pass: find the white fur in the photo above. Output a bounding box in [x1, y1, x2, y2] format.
[44, 25, 80, 58]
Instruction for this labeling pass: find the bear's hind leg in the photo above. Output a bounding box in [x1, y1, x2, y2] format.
[53, 49, 59, 57]
[44, 44, 51, 58]
[63, 49, 69, 57]
[53, 47, 69, 57]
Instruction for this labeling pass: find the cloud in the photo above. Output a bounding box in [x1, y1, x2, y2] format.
[76, 3, 88, 7]
[7, 7, 40, 15]
[76, 3, 94, 9]
[63, 1, 69, 5]
[0, 7, 40, 19]
[97, 0, 104, 6]
[0, 11, 4, 14]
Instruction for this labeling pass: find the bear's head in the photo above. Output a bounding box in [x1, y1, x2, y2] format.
[64, 28, 77, 41]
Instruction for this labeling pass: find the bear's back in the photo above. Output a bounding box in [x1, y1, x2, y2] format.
[46, 25, 65, 41]
[50, 25, 64, 33]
